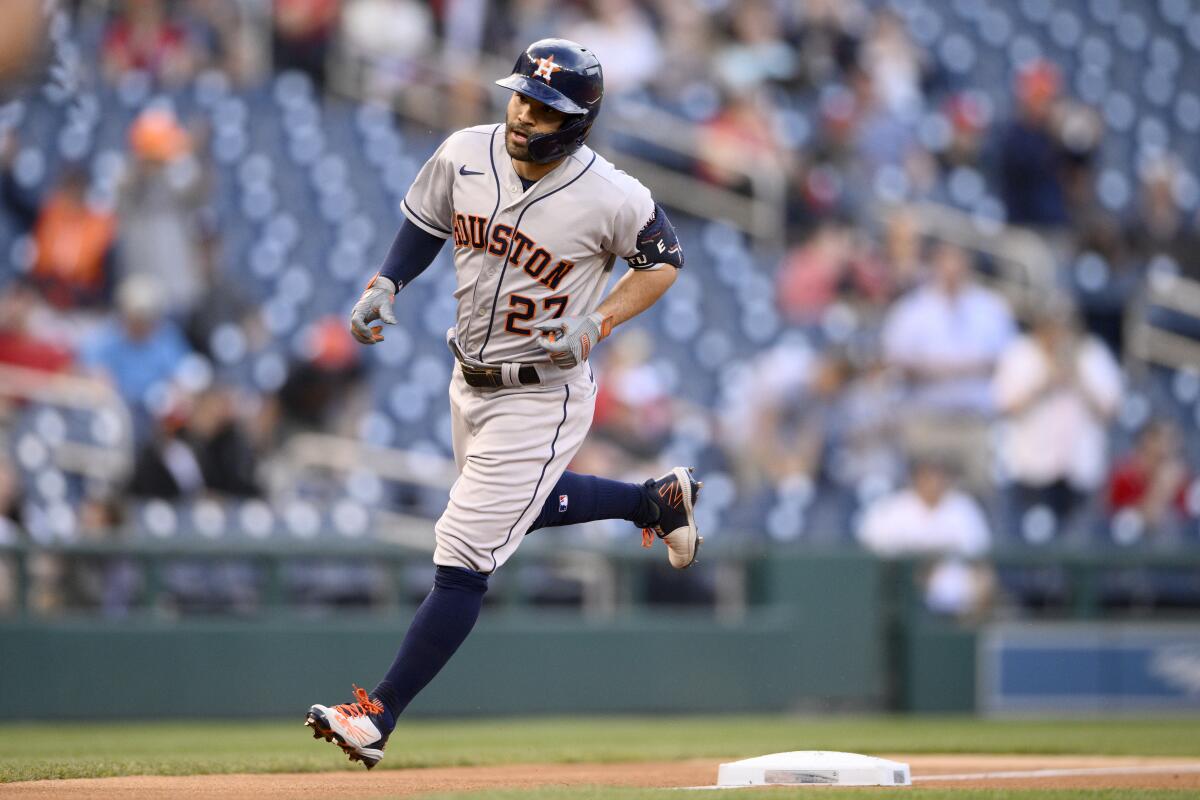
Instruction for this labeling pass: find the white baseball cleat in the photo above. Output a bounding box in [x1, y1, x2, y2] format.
[641, 466, 703, 569]
[304, 684, 390, 769]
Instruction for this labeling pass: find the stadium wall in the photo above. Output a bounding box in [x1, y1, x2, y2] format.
[7, 551, 1200, 719]
[0, 553, 888, 719]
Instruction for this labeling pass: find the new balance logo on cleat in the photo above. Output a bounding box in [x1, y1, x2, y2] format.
[641, 466, 703, 569]
[304, 684, 390, 769]
[658, 480, 684, 509]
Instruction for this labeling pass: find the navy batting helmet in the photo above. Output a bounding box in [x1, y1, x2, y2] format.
[495, 38, 603, 164]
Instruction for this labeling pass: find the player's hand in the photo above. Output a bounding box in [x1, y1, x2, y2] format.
[534, 312, 613, 369]
[349, 273, 398, 344]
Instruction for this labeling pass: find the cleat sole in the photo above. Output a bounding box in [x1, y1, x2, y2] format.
[675, 466, 701, 569]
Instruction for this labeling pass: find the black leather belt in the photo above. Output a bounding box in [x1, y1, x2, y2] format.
[447, 332, 543, 389]
[459, 362, 541, 389]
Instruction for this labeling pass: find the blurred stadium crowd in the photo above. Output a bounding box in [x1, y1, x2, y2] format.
[2, 0, 1200, 618]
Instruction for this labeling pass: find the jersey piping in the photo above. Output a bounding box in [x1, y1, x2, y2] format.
[477, 150, 597, 361]
[459, 124, 506, 348]
[400, 197, 452, 238]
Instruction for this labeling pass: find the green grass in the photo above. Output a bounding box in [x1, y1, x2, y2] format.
[1, 716, 1199, 783]
[414, 791, 1200, 800]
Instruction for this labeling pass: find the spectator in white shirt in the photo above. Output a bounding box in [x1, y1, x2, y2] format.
[882, 241, 1017, 490]
[858, 457, 991, 558]
[993, 296, 1122, 539]
[858, 456, 993, 615]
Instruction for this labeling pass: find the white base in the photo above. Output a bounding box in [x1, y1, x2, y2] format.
[717, 751, 911, 787]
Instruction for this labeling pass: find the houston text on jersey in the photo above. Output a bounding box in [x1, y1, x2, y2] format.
[452, 213, 576, 291]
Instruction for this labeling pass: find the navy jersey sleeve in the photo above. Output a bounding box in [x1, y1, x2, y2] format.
[379, 217, 448, 289]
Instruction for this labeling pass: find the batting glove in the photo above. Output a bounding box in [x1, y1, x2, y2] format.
[534, 311, 613, 369]
[349, 273, 397, 344]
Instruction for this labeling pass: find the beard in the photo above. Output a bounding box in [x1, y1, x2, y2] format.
[505, 124, 535, 161]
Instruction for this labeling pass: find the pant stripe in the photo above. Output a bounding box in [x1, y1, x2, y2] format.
[486, 384, 570, 572]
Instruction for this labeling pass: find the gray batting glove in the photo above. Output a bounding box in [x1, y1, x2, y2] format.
[534, 311, 613, 369]
[349, 274, 398, 344]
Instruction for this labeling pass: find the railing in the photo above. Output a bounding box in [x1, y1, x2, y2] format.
[604, 100, 788, 248]
[266, 432, 456, 549]
[278, 431, 457, 491]
[0, 535, 757, 620]
[887, 202, 1200, 374]
[1126, 268, 1200, 373]
[880, 201, 1059, 316]
[0, 363, 134, 481]
[4, 537, 1199, 622]
[884, 547, 1200, 622]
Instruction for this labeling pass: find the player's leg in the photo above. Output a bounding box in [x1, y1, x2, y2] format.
[306, 375, 487, 769]
[528, 468, 703, 569]
[304, 567, 485, 769]
[368, 562, 487, 724]
[526, 471, 657, 531]
[369, 369, 492, 734]
[308, 373, 596, 767]
[374, 378, 595, 712]
[365, 375, 492, 729]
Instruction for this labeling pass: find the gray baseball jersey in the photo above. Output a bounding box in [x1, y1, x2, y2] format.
[401, 123, 662, 365]
[400, 124, 673, 573]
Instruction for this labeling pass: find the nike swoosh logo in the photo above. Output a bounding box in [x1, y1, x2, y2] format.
[459, 165, 484, 176]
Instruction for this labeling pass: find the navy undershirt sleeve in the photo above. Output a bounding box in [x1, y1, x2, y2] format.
[379, 217, 448, 289]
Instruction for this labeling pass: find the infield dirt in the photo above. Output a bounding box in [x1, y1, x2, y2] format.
[2, 755, 1200, 798]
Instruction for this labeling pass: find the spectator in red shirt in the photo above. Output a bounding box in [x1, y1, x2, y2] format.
[103, 0, 195, 85]
[1108, 421, 1194, 535]
[0, 280, 73, 374]
[775, 217, 891, 324]
[697, 92, 787, 194]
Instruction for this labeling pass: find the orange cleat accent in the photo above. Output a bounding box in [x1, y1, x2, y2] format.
[331, 684, 384, 718]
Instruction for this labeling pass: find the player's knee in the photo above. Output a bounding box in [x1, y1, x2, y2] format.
[432, 529, 490, 574]
[434, 565, 489, 592]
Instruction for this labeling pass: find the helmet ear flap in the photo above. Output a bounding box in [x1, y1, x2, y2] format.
[526, 114, 596, 164]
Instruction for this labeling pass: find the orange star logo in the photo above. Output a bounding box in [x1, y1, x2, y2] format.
[533, 55, 564, 83]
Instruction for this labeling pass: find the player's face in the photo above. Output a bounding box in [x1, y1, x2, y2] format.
[505, 93, 568, 161]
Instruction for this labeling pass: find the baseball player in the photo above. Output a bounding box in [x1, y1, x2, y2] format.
[304, 39, 701, 768]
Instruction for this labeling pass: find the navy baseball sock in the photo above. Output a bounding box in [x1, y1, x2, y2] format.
[527, 471, 659, 532]
[371, 565, 488, 729]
